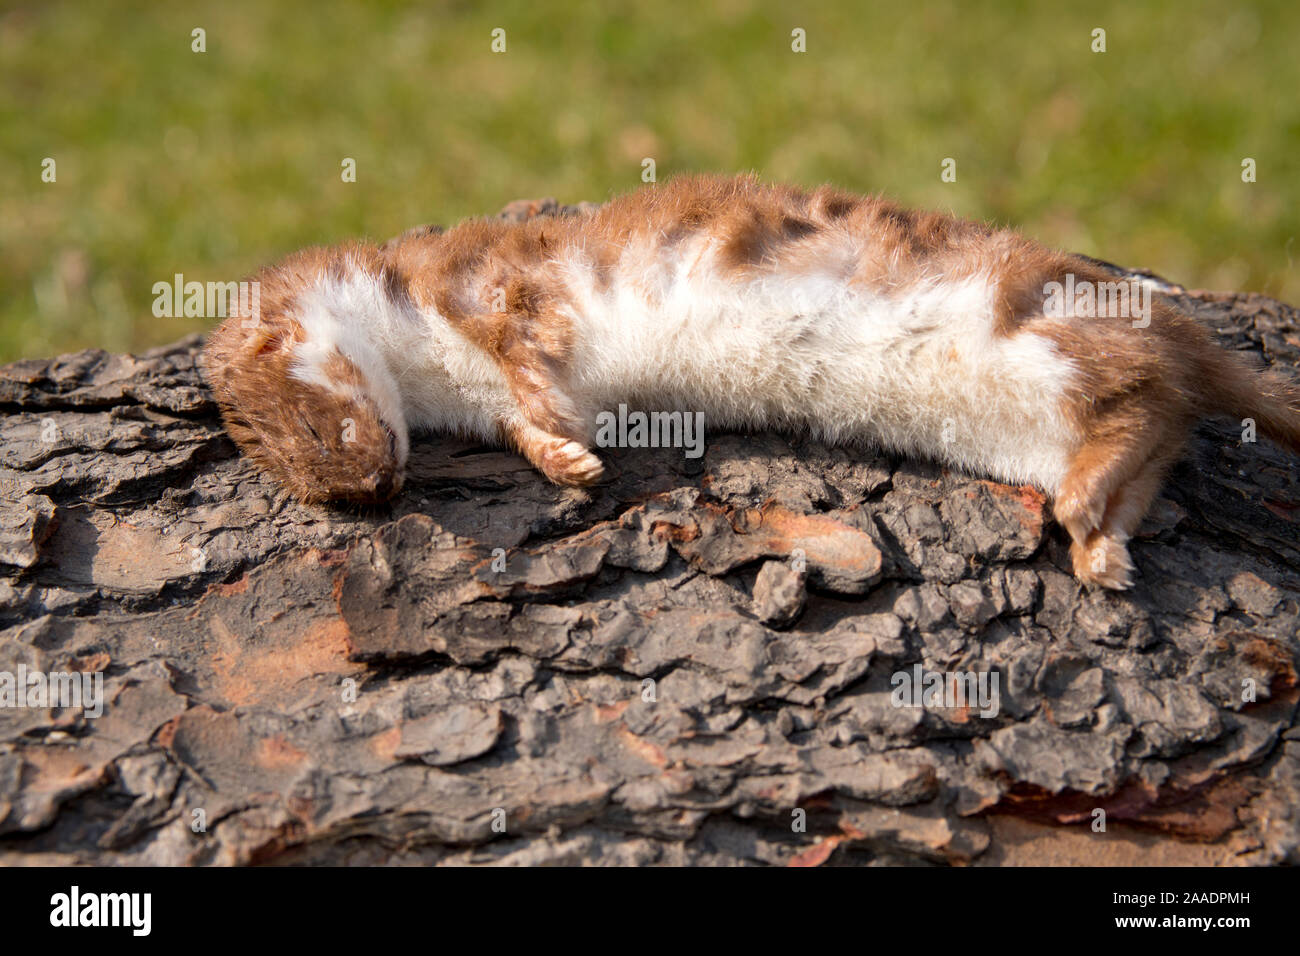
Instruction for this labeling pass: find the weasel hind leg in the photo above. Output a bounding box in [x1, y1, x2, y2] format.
[1054, 416, 1184, 590]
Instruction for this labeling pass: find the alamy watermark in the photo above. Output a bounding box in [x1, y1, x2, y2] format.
[1043, 273, 1151, 328]
[594, 403, 705, 459]
[49, 886, 150, 936]
[890, 664, 1000, 718]
[0, 665, 104, 718]
[152, 273, 260, 324]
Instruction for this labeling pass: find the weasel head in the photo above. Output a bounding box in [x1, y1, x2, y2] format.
[203, 307, 409, 505]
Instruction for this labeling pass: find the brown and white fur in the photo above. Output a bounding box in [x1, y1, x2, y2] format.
[202, 174, 1300, 589]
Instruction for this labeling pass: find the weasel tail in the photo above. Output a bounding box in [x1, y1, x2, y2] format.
[1193, 346, 1300, 454]
[202, 174, 1300, 590]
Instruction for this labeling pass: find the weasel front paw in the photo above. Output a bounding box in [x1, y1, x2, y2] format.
[540, 439, 605, 486]
[505, 419, 605, 486]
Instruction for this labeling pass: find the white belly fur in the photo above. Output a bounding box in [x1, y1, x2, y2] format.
[558, 237, 1078, 494]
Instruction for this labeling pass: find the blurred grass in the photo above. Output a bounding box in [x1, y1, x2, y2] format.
[1, 0, 1297, 361]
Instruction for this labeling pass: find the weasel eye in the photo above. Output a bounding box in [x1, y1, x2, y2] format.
[384, 425, 397, 456]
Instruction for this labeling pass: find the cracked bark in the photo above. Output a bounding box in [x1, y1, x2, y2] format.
[1, 200, 1298, 866]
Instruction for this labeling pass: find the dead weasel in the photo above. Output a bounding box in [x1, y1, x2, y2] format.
[202, 174, 1300, 589]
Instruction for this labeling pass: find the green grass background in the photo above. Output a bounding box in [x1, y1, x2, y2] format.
[2, 0, 1297, 362]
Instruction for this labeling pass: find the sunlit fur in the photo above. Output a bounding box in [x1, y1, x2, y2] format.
[203, 174, 1300, 588]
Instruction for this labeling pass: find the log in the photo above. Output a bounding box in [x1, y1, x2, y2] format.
[1, 200, 1297, 866]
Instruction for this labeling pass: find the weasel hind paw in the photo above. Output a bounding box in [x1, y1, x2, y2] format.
[1070, 535, 1135, 590]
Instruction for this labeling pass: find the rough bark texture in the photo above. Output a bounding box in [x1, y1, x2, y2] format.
[1, 200, 1298, 867]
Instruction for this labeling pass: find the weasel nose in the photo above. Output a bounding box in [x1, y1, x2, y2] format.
[364, 469, 397, 501]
